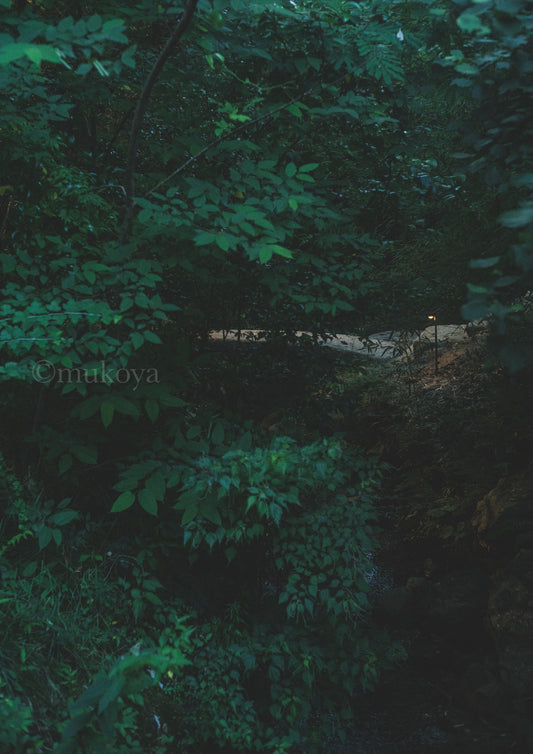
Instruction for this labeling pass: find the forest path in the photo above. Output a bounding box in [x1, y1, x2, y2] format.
[210, 323, 474, 360]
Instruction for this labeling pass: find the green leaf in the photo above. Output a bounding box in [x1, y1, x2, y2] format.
[146, 471, 166, 502]
[238, 431, 252, 451]
[182, 505, 199, 525]
[143, 329, 162, 344]
[160, 393, 186, 408]
[58, 454, 73, 476]
[494, 275, 519, 288]
[0, 42, 61, 67]
[131, 331, 144, 349]
[469, 256, 500, 269]
[467, 283, 490, 295]
[285, 162, 297, 178]
[49, 510, 78, 526]
[111, 491, 135, 513]
[121, 44, 137, 69]
[38, 528, 52, 549]
[113, 397, 140, 418]
[455, 62, 479, 75]
[76, 62, 92, 75]
[145, 399, 159, 422]
[102, 18, 125, 32]
[215, 235, 230, 251]
[195, 231, 217, 246]
[457, 13, 489, 34]
[272, 244, 292, 259]
[259, 244, 293, 263]
[211, 421, 225, 445]
[139, 488, 158, 516]
[259, 247, 273, 264]
[167, 472, 182, 488]
[101, 400, 115, 428]
[225, 546, 237, 562]
[452, 78, 473, 88]
[135, 292, 151, 309]
[87, 14, 102, 32]
[299, 163, 319, 172]
[500, 207, 533, 228]
[200, 503, 222, 526]
[72, 445, 97, 464]
[288, 103, 302, 118]
[175, 489, 200, 509]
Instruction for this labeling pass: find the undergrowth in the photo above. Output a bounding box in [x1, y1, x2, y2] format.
[0, 364, 398, 754]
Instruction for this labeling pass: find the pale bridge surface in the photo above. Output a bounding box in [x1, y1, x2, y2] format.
[210, 324, 475, 360]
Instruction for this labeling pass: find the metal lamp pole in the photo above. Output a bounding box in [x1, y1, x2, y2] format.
[428, 315, 438, 374]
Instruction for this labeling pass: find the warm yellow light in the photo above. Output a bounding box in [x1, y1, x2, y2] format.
[428, 315, 435, 320]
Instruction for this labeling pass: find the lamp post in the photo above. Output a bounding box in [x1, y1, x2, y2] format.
[428, 315, 438, 374]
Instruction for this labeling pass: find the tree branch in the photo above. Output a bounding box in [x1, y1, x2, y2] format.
[119, 0, 199, 244]
[0, 196, 13, 251]
[100, 104, 135, 163]
[144, 88, 316, 199]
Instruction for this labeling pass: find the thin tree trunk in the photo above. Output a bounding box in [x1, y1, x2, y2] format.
[119, 0, 199, 244]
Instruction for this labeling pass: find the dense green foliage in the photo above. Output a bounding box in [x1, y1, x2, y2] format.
[448, 0, 533, 368]
[1, 0, 533, 751]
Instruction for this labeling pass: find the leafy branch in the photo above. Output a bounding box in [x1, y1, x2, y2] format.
[144, 87, 316, 198]
[144, 73, 348, 200]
